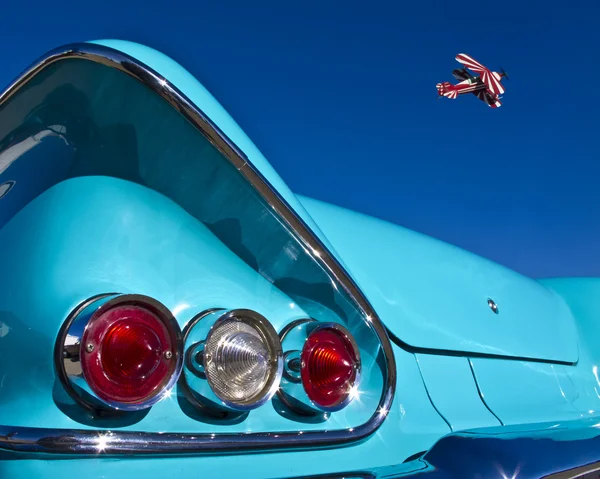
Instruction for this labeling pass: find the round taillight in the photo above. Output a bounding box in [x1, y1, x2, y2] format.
[300, 324, 360, 411]
[201, 310, 283, 410]
[77, 296, 181, 409]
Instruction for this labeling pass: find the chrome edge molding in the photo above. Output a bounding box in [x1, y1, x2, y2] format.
[57, 294, 184, 413]
[0, 43, 396, 456]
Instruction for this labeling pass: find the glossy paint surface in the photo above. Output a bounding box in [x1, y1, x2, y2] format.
[541, 278, 600, 417]
[469, 278, 600, 427]
[416, 355, 501, 431]
[470, 359, 584, 425]
[298, 195, 578, 363]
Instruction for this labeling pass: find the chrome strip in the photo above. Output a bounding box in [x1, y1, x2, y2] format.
[545, 462, 600, 479]
[0, 43, 396, 455]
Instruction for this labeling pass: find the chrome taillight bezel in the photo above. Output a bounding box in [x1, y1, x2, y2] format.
[181, 309, 283, 413]
[278, 320, 361, 414]
[55, 293, 183, 413]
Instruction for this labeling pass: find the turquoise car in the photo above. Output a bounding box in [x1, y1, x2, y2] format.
[1, 41, 599, 479]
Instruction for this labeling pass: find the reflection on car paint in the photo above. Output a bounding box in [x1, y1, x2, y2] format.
[0, 181, 14, 199]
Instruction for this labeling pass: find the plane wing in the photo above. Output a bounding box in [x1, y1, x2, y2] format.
[474, 90, 502, 108]
[456, 53, 505, 96]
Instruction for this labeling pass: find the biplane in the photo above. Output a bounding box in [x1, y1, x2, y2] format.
[436, 54, 508, 108]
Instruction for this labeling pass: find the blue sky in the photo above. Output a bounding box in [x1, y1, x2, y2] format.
[1, 1, 598, 277]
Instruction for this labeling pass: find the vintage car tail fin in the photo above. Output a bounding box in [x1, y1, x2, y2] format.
[0, 41, 394, 455]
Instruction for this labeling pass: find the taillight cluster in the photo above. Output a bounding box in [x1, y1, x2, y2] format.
[58, 295, 361, 416]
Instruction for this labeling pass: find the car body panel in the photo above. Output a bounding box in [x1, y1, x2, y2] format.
[468, 278, 600, 427]
[297, 195, 579, 364]
[540, 278, 600, 416]
[470, 358, 585, 425]
[416, 354, 501, 431]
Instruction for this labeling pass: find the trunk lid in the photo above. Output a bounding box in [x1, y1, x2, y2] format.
[300, 195, 578, 364]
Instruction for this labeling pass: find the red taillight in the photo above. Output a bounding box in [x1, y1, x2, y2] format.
[300, 325, 360, 411]
[80, 302, 178, 407]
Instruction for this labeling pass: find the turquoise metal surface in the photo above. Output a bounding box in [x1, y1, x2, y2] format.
[541, 278, 600, 417]
[298, 195, 579, 364]
[416, 354, 501, 431]
[469, 278, 600, 427]
[470, 358, 584, 425]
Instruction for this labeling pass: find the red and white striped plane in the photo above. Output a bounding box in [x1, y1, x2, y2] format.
[436, 54, 507, 108]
